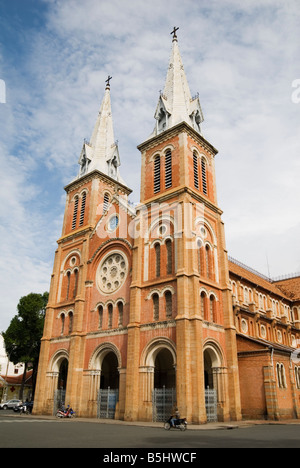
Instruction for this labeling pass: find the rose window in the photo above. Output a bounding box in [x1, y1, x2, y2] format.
[97, 253, 127, 294]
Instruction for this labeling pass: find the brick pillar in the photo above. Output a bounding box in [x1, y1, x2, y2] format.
[124, 323, 140, 421]
[289, 366, 300, 419]
[263, 365, 280, 420]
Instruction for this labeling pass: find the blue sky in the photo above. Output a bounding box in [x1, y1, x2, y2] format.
[0, 0, 300, 331]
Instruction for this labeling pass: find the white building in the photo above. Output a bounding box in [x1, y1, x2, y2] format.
[0, 333, 24, 377]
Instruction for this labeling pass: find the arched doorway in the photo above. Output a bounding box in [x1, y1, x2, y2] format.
[140, 338, 176, 422]
[203, 345, 222, 422]
[51, 353, 69, 413]
[100, 352, 119, 389]
[154, 348, 176, 389]
[58, 358, 68, 391]
[91, 345, 121, 420]
[152, 347, 176, 422]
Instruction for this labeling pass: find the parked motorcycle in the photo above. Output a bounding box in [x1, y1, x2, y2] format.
[13, 403, 30, 415]
[55, 405, 76, 418]
[164, 416, 187, 431]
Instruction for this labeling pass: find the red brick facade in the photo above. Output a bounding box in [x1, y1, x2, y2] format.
[33, 34, 300, 423]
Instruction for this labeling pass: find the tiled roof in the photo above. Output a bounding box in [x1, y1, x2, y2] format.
[237, 332, 295, 354]
[228, 259, 292, 300]
[274, 276, 300, 301]
[0, 369, 33, 385]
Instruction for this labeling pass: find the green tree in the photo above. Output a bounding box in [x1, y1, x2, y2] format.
[2, 292, 49, 400]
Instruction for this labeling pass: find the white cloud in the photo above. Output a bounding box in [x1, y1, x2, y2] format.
[0, 0, 300, 329]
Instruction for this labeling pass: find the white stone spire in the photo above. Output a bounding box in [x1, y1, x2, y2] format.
[78, 77, 126, 185]
[151, 29, 204, 137]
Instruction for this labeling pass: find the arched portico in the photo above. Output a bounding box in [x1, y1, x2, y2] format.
[87, 343, 123, 419]
[140, 338, 176, 421]
[46, 350, 69, 414]
[203, 342, 227, 422]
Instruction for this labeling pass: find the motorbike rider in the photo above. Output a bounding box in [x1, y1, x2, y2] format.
[171, 407, 180, 427]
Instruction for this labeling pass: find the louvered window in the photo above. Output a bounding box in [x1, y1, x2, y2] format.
[197, 239, 202, 274]
[201, 158, 207, 195]
[108, 303, 113, 329]
[193, 152, 199, 189]
[200, 291, 206, 319]
[103, 193, 110, 213]
[117, 302, 123, 327]
[79, 192, 86, 226]
[165, 291, 172, 318]
[68, 312, 73, 334]
[66, 271, 71, 300]
[73, 269, 78, 298]
[153, 294, 159, 321]
[166, 239, 172, 274]
[61, 313, 65, 335]
[72, 196, 79, 230]
[209, 295, 216, 323]
[98, 305, 103, 329]
[155, 243, 161, 277]
[154, 156, 161, 193]
[165, 150, 172, 189]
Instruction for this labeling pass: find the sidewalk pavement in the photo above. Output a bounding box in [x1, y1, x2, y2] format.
[23, 413, 300, 430]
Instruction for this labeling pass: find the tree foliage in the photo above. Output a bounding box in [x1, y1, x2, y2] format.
[2, 292, 49, 398]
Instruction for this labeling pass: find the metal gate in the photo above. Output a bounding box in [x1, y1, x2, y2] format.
[152, 387, 176, 422]
[53, 389, 66, 415]
[205, 388, 218, 422]
[97, 387, 119, 419]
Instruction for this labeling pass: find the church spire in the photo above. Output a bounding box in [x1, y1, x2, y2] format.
[78, 77, 125, 185]
[152, 28, 204, 137]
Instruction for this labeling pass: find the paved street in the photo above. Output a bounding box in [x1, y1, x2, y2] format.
[1, 412, 300, 449]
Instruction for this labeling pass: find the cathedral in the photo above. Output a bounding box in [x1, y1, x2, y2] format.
[34, 30, 300, 423]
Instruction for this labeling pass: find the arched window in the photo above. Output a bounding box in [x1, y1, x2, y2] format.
[166, 239, 172, 274]
[68, 312, 73, 334]
[295, 367, 300, 390]
[79, 191, 86, 226]
[73, 269, 79, 298]
[165, 291, 172, 318]
[60, 313, 65, 335]
[244, 287, 249, 304]
[197, 239, 203, 275]
[201, 157, 208, 195]
[200, 291, 207, 319]
[155, 242, 161, 278]
[117, 301, 123, 327]
[153, 293, 159, 321]
[205, 245, 212, 279]
[72, 196, 79, 230]
[66, 271, 71, 300]
[165, 150, 172, 189]
[276, 363, 287, 389]
[293, 307, 299, 322]
[98, 305, 103, 329]
[193, 151, 199, 190]
[108, 304, 113, 329]
[209, 295, 217, 323]
[154, 156, 161, 193]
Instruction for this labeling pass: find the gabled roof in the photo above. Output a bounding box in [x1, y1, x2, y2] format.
[274, 276, 300, 301]
[228, 259, 290, 300]
[237, 332, 296, 355]
[0, 369, 33, 386]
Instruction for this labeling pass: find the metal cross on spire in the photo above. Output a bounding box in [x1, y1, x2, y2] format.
[170, 26, 179, 40]
[105, 75, 112, 89]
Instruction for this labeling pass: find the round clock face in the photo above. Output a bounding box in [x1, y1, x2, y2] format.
[108, 215, 119, 232]
[97, 252, 127, 294]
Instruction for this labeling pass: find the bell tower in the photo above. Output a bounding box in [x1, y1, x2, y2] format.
[34, 78, 132, 417]
[125, 29, 241, 423]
